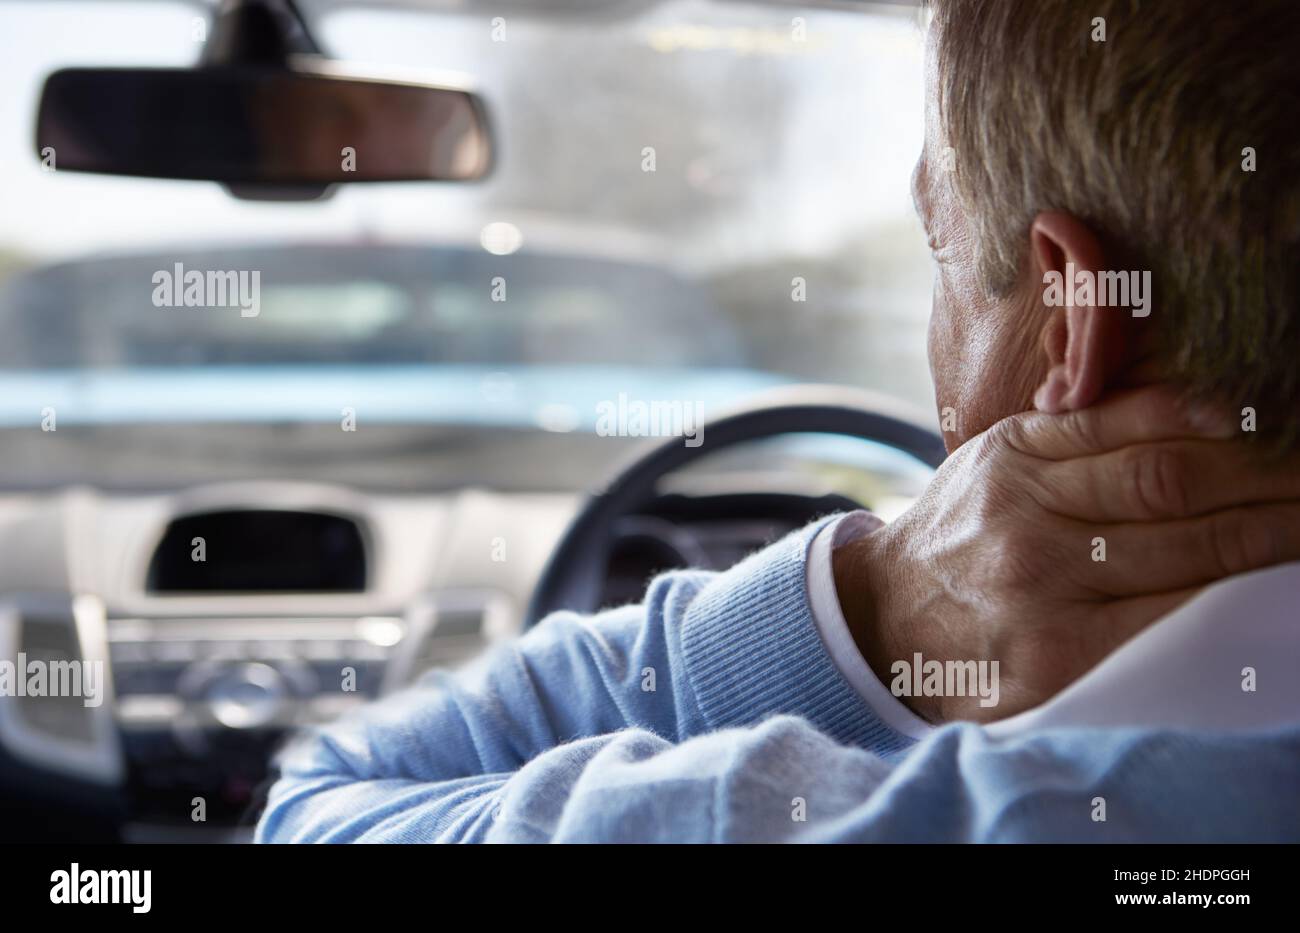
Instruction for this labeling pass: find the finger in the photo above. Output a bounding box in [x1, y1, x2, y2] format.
[1080, 501, 1300, 597]
[996, 386, 1236, 461]
[1035, 439, 1300, 521]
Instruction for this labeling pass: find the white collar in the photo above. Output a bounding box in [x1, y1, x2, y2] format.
[987, 561, 1300, 737]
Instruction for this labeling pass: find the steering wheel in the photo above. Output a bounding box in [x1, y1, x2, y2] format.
[524, 385, 948, 629]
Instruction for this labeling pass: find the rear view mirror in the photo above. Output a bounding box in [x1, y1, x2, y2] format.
[35, 63, 493, 186]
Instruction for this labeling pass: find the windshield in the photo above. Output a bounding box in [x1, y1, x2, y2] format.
[0, 0, 933, 490]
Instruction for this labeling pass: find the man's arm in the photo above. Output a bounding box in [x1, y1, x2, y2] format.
[256, 519, 909, 842]
[260, 688, 1300, 842]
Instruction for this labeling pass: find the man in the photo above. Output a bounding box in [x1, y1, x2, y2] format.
[256, 0, 1300, 842]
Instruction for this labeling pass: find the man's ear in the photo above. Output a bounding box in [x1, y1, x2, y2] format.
[1030, 211, 1131, 413]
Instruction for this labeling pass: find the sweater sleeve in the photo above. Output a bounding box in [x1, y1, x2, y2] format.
[255, 515, 1300, 843]
[255, 518, 912, 843]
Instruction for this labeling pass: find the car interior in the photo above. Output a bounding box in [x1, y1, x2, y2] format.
[0, 0, 946, 842]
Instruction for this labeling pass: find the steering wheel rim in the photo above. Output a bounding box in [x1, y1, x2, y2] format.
[524, 385, 947, 629]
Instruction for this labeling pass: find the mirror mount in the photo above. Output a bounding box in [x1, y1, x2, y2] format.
[201, 0, 324, 68]
[203, 0, 335, 199]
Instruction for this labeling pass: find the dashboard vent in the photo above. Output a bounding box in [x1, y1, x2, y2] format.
[14, 615, 93, 742]
[0, 594, 122, 783]
[408, 606, 488, 676]
[389, 592, 516, 688]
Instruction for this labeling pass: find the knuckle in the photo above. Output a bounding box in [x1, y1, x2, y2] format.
[1000, 546, 1038, 588]
[1131, 446, 1190, 518]
[987, 415, 1028, 456]
[1063, 408, 1101, 453]
[998, 532, 1057, 589]
[996, 550, 1040, 593]
[1210, 511, 1278, 576]
[1022, 459, 1065, 512]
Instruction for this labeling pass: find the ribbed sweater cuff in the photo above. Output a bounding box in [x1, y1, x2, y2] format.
[679, 517, 910, 753]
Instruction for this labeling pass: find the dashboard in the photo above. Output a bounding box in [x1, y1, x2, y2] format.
[0, 482, 573, 839]
[0, 480, 841, 841]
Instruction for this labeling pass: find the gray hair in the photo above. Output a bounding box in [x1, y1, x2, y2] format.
[932, 0, 1300, 449]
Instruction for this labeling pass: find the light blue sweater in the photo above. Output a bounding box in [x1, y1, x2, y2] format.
[256, 520, 1300, 842]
